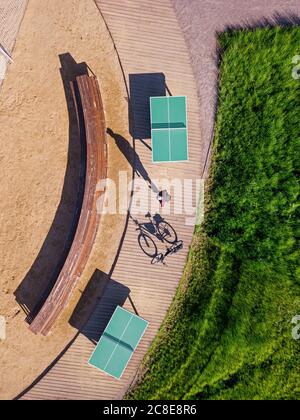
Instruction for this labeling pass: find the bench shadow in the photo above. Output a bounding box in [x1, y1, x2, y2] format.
[14, 53, 88, 322]
[129, 73, 166, 140]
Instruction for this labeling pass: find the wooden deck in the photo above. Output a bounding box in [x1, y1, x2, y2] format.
[29, 75, 107, 335]
[0, 0, 28, 88]
[20, 0, 202, 399]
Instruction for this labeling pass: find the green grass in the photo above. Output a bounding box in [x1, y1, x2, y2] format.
[127, 27, 300, 400]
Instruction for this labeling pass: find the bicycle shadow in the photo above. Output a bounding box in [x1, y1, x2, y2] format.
[130, 212, 181, 262]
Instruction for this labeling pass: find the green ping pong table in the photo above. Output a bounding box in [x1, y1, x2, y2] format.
[150, 96, 188, 163]
[88, 306, 148, 379]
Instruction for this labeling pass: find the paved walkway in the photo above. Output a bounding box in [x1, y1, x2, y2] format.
[0, 0, 27, 85]
[20, 0, 202, 400]
[172, 0, 300, 177]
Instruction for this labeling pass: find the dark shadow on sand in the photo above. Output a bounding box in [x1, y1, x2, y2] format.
[14, 53, 88, 322]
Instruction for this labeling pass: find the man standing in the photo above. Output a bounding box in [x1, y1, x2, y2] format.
[157, 190, 171, 207]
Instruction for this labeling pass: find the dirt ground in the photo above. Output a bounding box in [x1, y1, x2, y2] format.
[0, 0, 131, 399]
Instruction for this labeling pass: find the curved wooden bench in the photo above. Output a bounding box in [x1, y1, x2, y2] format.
[29, 75, 107, 335]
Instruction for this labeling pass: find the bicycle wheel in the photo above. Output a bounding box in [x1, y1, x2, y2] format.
[157, 221, 178, 244]
[138, 233, 158, 258]
[151, 253, 164, 264]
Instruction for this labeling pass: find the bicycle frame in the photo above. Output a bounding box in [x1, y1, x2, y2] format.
[152, 240, 183, 265]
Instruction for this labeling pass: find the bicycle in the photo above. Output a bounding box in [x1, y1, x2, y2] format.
[151, 240, 183, 265]
[131, 213, 178, 258]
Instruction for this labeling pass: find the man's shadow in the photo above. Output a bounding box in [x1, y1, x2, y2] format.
[107, 128, 158, 193]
